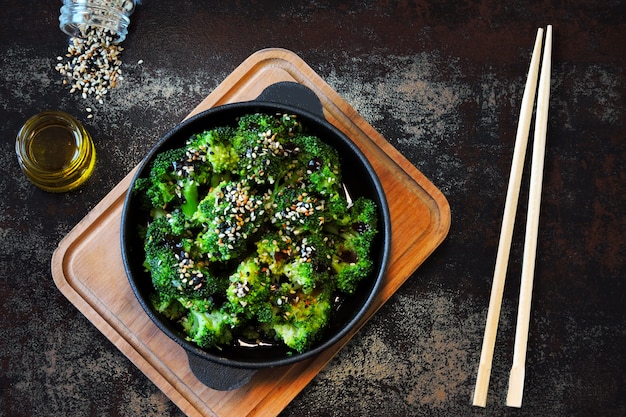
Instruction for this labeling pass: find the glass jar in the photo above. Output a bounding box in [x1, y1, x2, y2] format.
[16, 111, 96, 193]
[59, 0, 138, 43]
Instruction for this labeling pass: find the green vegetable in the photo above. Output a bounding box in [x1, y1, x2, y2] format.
[181, 306, 236, 349]
[325, 197, 378, 294]
[134, 112, 378, 353]
[187, 127, 239, 174]
[266, 284, 335, 353]
[193, 179, 267, 262]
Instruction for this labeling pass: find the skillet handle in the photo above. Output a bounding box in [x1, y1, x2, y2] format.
[187, 352, 256, 391]
[255, 81, 325, 118]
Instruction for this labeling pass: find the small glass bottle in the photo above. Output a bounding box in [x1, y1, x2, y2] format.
[16, 111, 96, 193]
[59, 0, 138, 43]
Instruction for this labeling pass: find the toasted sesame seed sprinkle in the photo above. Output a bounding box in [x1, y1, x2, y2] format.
[54, 27, 125, 103]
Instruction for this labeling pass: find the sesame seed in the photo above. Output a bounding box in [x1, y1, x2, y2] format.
[54, 27, 126, 103]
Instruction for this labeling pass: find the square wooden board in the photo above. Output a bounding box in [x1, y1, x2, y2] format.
[51, 48, 450, 417]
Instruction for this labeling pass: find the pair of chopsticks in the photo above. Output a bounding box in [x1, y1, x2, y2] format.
[472, 25, 553, 408]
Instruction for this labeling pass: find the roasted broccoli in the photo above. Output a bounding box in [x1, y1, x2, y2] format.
[289, 134, 343, 200]
[282, 234, 333, 294]
[186, 127, 239, 175]
[181, 305, 236, 349]
[143, 215, 227, 301]
[255, 230, 294, 275]
[193, 179, 267, 261]
[142, 215, 185, 301]
[269, 186, 326, 235]
[232, 113, 301, 186]
[267, 284, 335, 353]
[236, 112, 303, 139]
[150, 293, 186, 321]
[325, 197, 378, 294]
[134, 145, 213, 217]
[134, 112, 379, 354]
[225, 256, 273, 322]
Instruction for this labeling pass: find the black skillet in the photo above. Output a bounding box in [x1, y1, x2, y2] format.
[120, 82, 391, 390]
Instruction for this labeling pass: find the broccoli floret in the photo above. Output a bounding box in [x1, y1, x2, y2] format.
[186, 127, 239, 174]
[289, 134, 343, 200]
[177, 259, 228, 299]
[177, 296, 215, 313]
[255, 230, 295, 275]
[134, 147, 185, 209]
[325, 193, 352, 224]
[150, 293, 186, 321]
[162, 208, 193, 236]
[134, 146, 206, 217]
[236, 113, 278, 133]
[143, 215, 226, 300]
[180, 306, 235, 349]
[193, 180, 267, 261]
[225, 256, 273, 323]
[324, 197, 378, 294]
[232, 114, 301, 186]
[236, 112, 302, 138]
[282, 234, 333, 294]
[329, 196, 377, 232]
[270, 186, 326, 235]
[282, 260, 324, 295]
[143, 216, 185, 300]
[268, 284, 334, 353]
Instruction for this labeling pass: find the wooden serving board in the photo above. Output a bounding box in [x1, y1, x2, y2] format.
[51, 48, 451, 417]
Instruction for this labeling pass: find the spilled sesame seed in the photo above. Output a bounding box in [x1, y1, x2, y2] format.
[54, 27, 126, 104]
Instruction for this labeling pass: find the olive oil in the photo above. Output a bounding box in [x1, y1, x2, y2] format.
[16, 110, 95, 192]
[29, 125, 79, 171]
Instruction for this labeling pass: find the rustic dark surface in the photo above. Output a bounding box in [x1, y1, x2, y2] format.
[1, 1, 625, 416]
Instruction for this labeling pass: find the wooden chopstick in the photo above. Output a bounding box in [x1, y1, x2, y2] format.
[506, 24, 553, 408]
[472, 27, 545, 408]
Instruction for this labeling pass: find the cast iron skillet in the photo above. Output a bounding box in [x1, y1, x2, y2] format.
[120, 82, 391, 390]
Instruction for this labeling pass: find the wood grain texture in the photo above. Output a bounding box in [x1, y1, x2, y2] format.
[51, 48, 450, 417]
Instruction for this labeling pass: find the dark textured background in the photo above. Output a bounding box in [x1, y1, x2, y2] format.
[1, 1, 625, 416]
